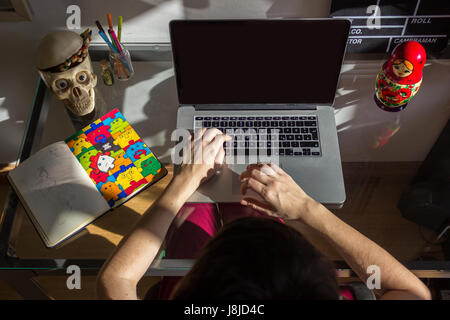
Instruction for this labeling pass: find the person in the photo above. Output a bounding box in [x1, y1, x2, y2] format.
[97, 128, 431, 300]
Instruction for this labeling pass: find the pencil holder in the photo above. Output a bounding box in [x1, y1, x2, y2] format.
[109, 48, 134, 81]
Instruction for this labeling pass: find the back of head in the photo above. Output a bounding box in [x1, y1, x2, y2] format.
[172, 217, 339, 300]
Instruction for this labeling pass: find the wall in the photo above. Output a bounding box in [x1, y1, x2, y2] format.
[0, 0, 449, 164]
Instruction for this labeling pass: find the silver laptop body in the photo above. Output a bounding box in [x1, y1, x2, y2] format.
[170, 19, 349, 207]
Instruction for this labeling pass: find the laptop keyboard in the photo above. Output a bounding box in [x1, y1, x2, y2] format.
[194, 115, 321, 157]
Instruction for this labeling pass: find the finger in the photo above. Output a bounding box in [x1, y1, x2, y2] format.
[240, 178, 251, 195]
[260, 164, 277, 176]
[192, 128, 205, 151]
[240, 197, 277, 217]
[239, 164, 277, 182]
[194, 128, 222, 162]
[239, 167, 273, 185]
[246, 163, 265, 171]
[214, 146, 225, 167]
[197, 134, 228, 166]
[192, 129, 206, 164]
[240, 179, 247, 195]
[183, 134, 194, 164]
[246, 163, 277, 175]
[205, 134, 229, 156]
[241, 177, 266, 197]
[193, 128, 207, 142]
[202, 128, 223, 143]
[240, 163, 263, 181]
[266, 162, 286, 175]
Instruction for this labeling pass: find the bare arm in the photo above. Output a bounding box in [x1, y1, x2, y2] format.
[96, 176, 196, 299]
[239, 163, 431, 300]
[97, 128, 230, 299]
[302, 200, 431, 300]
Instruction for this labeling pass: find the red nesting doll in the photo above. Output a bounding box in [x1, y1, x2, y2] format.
[375, 41, 426, 112]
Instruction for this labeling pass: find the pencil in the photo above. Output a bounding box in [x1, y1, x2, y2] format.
[97, 30, 116, 52]
[114, 56, 122, 78]
[107, 13, 114, 30]
[109, 28, 124, 56]
[95, 20, 106, 34]
[119, 59, 129, 78]
[96, 20, 117, 51]
[106, 13, 117, 50]
[97, 29, 131, 73]
[118, 16, 123, 42]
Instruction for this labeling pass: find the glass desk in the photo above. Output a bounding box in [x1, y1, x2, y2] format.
[1, 44, 449, 299]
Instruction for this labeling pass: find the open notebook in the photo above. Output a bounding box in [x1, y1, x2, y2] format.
[8, 109, 167, 248]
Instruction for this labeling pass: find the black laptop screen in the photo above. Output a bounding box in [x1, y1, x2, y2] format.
[169, 19, 350, 106]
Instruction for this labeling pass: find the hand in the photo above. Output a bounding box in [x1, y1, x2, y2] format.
[177, 128, 231, 189]
[239, 163, 315, 221]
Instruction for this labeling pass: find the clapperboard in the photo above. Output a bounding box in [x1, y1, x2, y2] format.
[330, 0, 450, 54]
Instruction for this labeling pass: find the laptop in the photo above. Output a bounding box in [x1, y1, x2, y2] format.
[170, 19, 349, 207]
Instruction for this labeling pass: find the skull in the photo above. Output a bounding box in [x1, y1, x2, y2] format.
[36, 30, 97, 116]
[39, 57, 97, 116]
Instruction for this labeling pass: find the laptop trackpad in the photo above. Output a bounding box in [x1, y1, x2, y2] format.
[191, 163, 270, 203]
[189, 164, 246, 202]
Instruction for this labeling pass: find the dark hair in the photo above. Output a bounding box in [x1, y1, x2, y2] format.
[172, 217, 339, 300]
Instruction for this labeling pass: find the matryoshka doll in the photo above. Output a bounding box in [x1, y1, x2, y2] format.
[375, 41, 426, 112]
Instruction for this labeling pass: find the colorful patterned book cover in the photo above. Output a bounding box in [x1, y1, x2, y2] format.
[64, 109, 166, 207]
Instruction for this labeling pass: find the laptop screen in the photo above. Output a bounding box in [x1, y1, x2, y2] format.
[170, 19, 350, 106]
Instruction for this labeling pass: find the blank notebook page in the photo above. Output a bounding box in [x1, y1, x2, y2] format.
[8, 141, 108, 246]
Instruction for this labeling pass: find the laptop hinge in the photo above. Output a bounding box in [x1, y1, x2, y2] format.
[185, 104, 320, 110]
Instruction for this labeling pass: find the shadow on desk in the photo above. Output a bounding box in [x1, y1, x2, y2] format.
[91, 61, 178, 164]
[12, 166, 173, 259]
